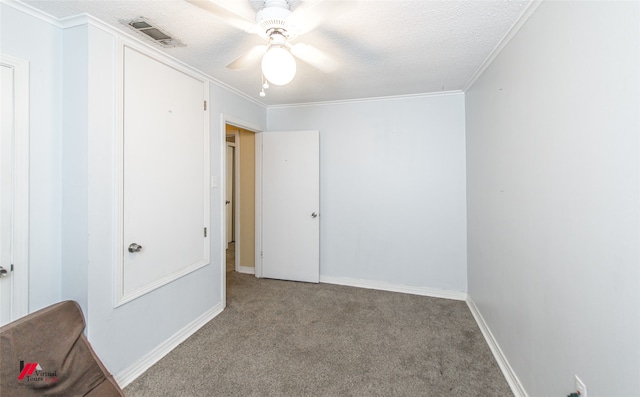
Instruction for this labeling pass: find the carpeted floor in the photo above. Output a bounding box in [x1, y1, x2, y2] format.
[124, 248, 512, 396]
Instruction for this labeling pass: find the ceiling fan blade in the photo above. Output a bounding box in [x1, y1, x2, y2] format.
[226, 45, 268, 69]
[289, 43, 338, 73]
[288, 0, 358, 36]
[186, 0, 256, 33]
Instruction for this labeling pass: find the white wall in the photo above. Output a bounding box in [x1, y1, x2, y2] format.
[9, 1, 638, 394]
[61, 24, 89, 314]
[0, 3, 62, 311]
[268, 93, 467, 293]
[465, 2, 640, 396]
[1, 1, 267, 378]
[73, 27, 267, 376]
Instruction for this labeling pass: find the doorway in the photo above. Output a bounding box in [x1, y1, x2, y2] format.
[225, 124, 256, 276]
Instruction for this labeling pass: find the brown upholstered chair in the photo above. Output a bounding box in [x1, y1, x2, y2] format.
[0, 300, 125, 396]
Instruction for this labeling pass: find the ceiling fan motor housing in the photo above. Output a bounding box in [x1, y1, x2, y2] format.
[256, 0, 295, 39]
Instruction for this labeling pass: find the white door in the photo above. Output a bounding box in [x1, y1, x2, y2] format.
[120, 47, 209, 302]
[260, 130, 319, 283]
[226, 144, 234, 247]
[0, 63, 14, 325]
[0, 56, 28, 326]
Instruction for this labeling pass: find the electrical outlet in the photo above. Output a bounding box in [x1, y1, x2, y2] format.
[575, 375, 587, 397]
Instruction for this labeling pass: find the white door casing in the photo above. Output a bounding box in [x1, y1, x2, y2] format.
[260, 130, 319, 283]
[226, 143, 234, 247]
[118, 46, 209, 305]
[0, 55, 29, 325]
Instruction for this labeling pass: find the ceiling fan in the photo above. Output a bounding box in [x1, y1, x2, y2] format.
[187, 0, 354, 90]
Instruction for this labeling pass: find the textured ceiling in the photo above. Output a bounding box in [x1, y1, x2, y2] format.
[22, 0, 532, 105]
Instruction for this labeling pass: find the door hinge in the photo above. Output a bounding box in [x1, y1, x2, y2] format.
[204, 227, 207, 237]
[11, 264, 14, 271]
[204, 100, 207, 111]
[260, 250, 263, 259]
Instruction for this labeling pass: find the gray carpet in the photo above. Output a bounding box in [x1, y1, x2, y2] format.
[124, 256, 512, 396]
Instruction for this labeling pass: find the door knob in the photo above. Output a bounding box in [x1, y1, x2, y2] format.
[128, 243, 143, 253]
[0, 266, 8, 278]
[311, 212, 318, 218]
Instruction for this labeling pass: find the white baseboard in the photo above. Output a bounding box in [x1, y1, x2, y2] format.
[466, 297, 528, 397]
[114, 302, 224, 388]
[237, 266, 255, 275]
[319, 275, 467, 301]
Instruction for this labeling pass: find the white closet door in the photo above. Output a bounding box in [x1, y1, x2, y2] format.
[121, 47, 209, 301]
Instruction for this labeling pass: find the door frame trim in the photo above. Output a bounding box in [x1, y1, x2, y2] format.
[224, 133, 240, 270]
[224, 139, 236, 252]
[1, 54, 30, 320]
[254, 130, 263, 278]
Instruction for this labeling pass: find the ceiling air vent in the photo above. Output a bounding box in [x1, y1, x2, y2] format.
[122, 17, 185, 48]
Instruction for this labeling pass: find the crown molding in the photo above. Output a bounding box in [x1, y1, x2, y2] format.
[1, 0, 267, 109]
[1, 0, 60, 25]
[463, 0, 544, 92]
[3, 0, 538, 108]
[268, 90, 464, 109]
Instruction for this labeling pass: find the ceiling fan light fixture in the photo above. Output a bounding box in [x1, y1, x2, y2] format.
[261, 45, 296, 86]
